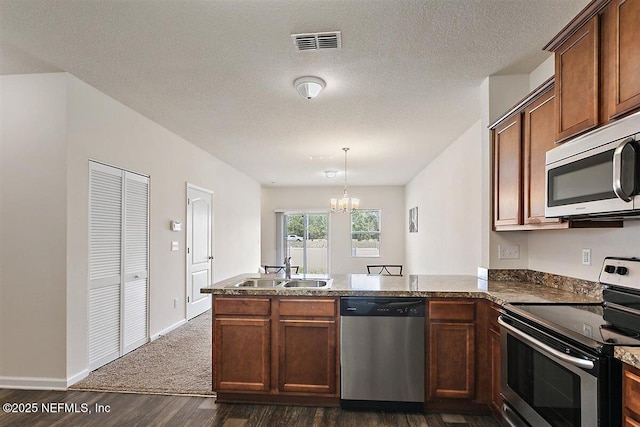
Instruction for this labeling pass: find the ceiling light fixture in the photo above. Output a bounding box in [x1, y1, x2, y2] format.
[330, 148, 359, 213]
[294, 76, 325, 99]
[324, 170, 338, 178]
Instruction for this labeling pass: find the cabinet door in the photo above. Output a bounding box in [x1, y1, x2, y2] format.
[555, 15, 599, 141]
[278, 319, 337, 394]
[625, 416, 640, 427]
[428, 322, 475, 399]
[608, 0, 640, 119]
[493, 115, 523, 227]
[523, 88, 561, 225]
[214, 317, 270, 391]
[624, 364, 640, 423]
[489, 328, 502, 414]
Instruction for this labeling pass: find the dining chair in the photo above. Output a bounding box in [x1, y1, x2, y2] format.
[366, 264, 403, 276]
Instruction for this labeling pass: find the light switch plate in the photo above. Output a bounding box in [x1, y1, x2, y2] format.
[171, 241, 179, 251]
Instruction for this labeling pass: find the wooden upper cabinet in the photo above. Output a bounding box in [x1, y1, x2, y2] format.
[555, 15, 600, 142]
[607, 0, 640, 119]
[523, 88, 561, 225]
[493, 114, 522, 227]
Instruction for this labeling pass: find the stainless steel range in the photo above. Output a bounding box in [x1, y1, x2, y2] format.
[499, 257, 640, 427]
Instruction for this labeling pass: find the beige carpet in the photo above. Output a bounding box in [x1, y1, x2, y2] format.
[71, 310, 213, 396]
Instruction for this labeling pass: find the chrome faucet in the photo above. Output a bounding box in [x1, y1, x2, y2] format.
[284, 257, 292, 279]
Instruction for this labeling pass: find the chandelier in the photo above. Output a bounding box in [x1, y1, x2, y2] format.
[330, 147, 360, 213]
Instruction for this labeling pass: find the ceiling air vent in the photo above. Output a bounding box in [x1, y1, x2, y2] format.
[291, 31, 342, 51]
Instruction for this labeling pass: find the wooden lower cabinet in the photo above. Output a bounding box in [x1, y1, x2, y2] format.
[213, 295, 505, 415]
[488, 304, 502, 416]
[429, 321, 475, 399]
[212, 296, 339, 405]
[624, 363, 640, 425]
[214, 317, 271, 391]
[278, 318, 336, 394]
[426, 299, 491, 414]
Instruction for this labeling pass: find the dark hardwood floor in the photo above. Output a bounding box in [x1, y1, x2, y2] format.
[0, 389, 500, 427]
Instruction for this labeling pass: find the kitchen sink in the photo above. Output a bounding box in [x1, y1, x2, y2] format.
[281, 279, 332, 289]
[227, 278, 286, 288]
[226, 278, 332, 289]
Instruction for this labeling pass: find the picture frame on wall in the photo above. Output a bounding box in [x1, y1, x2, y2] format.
[409, 206, 418, 233]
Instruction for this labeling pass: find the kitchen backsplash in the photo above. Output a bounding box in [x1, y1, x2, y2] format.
[488, 269, 603, 300]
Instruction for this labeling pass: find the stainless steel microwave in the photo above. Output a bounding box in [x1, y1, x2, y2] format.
[545, 111, 640, 218]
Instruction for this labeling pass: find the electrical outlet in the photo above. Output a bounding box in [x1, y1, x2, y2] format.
[498, 245, 520, 259]
[582, 248, 591, 266]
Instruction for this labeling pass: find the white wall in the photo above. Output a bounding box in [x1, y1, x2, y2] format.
[261, 186, 404, 274]
[528, 223, 640, 281]
[1, 74, 68, 385]
[529, 55, 554, 91]
[1, 73, 261, 388]
[405, 121, 483, 275]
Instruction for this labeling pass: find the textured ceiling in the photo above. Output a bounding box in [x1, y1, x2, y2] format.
[0, 0, 590, 186]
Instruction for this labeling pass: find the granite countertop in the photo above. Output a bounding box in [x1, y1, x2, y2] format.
[201, 273, 600, 305]
[616, 347, 640, 370]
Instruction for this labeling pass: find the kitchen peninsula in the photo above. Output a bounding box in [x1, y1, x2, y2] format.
[201, 273, 600, 414]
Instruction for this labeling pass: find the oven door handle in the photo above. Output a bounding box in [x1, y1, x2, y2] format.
[498, 316, 595, 370]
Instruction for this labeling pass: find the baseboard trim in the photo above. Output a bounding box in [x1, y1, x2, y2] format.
[0, 376, 68, 390]
[150, 319, 187, 341]
[66, 369, 89, 387]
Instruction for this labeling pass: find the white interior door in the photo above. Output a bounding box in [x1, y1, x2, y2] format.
[186, 185, 213, 320]
[122, 171, 149, 354]
[89, 161, 149, 370]
[89, 162, 123, 370]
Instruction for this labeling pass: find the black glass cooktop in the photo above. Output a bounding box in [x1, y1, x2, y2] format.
[506, 303, 640, 348]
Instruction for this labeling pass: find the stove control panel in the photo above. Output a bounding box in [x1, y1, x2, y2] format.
[599, 257, 640, 289]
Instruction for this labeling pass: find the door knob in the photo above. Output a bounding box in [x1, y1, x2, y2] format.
[208, 256, 214, 260]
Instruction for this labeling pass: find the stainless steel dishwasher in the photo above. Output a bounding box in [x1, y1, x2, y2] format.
[340, 297, 425, 411]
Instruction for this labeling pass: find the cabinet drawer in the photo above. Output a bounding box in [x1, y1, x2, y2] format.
[214, 297, 271, 316]
[429, 300, 475, 321]
[279, 298, 336, 317]
[624, 364, 640, 418]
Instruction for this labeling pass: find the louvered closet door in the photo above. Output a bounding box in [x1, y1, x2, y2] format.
[122, 172, 149, 354]
[89, 162, 123, 370]
[89, 162, 149, 370]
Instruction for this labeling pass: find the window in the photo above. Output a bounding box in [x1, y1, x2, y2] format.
[281, 212, 329, 274]
[351, 209, 380, 257]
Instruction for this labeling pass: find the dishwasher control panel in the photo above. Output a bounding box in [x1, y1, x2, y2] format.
[340, 297, 425, 317]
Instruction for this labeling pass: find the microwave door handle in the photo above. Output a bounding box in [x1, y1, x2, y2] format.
[498, 316, 594, 370]
[613, 137, 635, 202]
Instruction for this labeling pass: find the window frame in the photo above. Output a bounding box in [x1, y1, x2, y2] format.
[350, 209, 381, 258]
